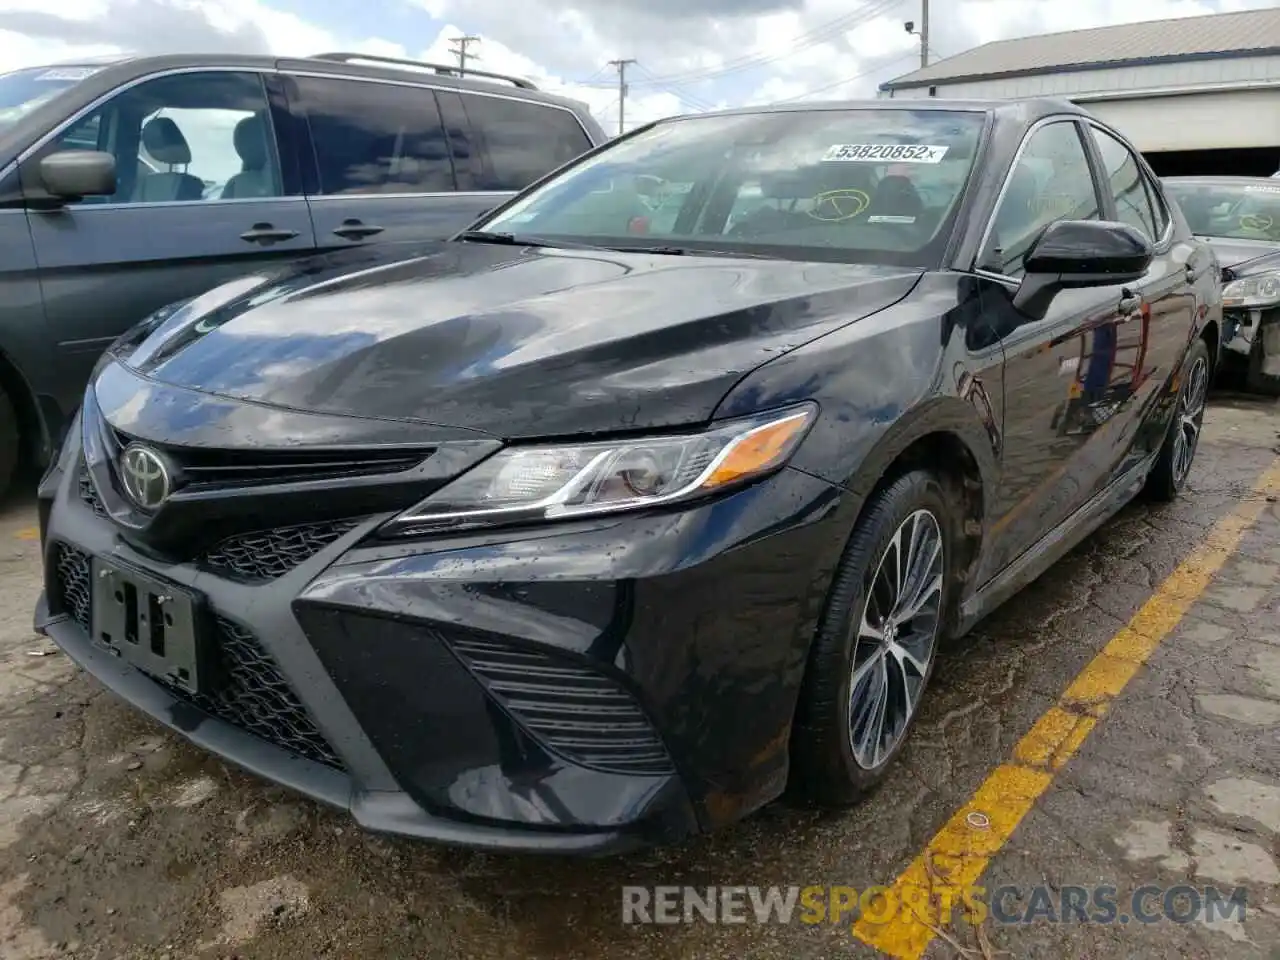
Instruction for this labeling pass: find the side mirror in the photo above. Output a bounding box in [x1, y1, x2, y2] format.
[1012, 219, 1153, 319]
[38, 150, 117, 201]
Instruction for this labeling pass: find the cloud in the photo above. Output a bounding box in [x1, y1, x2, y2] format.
[0, 0, 1275, 136]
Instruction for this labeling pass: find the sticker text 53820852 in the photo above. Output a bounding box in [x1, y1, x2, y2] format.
[822, 143, 949, 164]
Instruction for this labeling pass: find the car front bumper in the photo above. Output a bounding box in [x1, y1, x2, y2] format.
[35, 437, 851, 853]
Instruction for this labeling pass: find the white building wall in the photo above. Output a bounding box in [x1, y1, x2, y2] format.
[883, 55, 1280, 152]
[883, 53, 1280, 100]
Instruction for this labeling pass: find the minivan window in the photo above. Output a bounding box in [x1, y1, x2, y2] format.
[40, 71, 282, 204]
[480, 108, 986, 266]
[293, 77, 455, 195]
[462, 94, 593, 191]
[0, 65, 103, 130]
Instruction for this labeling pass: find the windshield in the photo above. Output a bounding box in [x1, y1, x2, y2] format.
[479, 108, 987, 266]
[0, 65, 103, 131]
[1164, 179, 1280, 243]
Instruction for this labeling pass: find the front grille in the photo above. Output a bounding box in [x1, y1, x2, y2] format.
[111, 429, 432, 488]
[77, 464, 107, 518]
[448, 634, 674, 777]
[49, 544, 343, 770]
[202, 518, 366, 582]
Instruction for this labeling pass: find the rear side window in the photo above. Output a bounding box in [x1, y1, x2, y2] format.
[461, 94, 592, 191]
[293, 77, 456, 195]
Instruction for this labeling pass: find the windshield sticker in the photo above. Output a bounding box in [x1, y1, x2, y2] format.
[35, 67, 100, 82]
[822, 143, 949, 163]
[806, 189, 870, 222]
[1244, 184, 1280, 194]
[868, 214, 917, 224]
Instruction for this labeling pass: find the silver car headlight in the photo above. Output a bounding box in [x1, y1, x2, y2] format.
[381, 404, 817, 534]
[1223, 271, 1280, 309]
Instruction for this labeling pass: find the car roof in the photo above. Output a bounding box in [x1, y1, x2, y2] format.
[650, 96, 1090, 124]
[1163, 175, 1279, 183]
[0, 51, 596, 168]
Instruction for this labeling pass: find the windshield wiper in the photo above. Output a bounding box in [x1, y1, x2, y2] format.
[454, 230, 604, 251]
[609, 244, 781, 260]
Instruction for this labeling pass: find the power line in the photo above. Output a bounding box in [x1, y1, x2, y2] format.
[772, 51, 918, 103]
[607, 58, 637, 137]
[632, 0, 903, 86]
[448, 35, 480, 75]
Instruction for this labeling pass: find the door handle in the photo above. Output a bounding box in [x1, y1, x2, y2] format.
[332, 218, 385, 241]
[240, 222, 299, 245]
[1185, 265, 1197, 283]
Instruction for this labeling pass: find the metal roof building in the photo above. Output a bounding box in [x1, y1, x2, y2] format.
[879, 8, 1280, 173]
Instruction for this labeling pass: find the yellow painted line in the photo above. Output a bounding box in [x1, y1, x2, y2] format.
[853, 459, 1280, 959]
[14, 527, 38, 541]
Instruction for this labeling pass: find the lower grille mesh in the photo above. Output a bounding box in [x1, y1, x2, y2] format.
[51, 544, 343, 770]
[201, 519, 365, 582]
[448, 634, 674, 776]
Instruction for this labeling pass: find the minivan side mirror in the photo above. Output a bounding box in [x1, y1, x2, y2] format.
[1012, 219, 1153, 319]
[38, 150, 117, 201]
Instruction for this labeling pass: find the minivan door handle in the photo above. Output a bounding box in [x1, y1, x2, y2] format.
[240, 222, 299, 245]
[332, 219, 385, 241]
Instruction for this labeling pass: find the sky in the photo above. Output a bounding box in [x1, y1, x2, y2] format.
[0, 0, 1274, 136]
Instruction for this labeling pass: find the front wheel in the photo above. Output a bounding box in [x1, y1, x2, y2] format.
[790, 469, 956, 806]
[1145, 337, 1211, 502]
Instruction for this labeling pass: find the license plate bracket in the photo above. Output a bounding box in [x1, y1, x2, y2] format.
[90, 558, 209, 696]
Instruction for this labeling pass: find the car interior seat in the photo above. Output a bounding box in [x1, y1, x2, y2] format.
[133, 117, 205, 203]
[868, 175, 925, 222]
[222, 113, 277, 199]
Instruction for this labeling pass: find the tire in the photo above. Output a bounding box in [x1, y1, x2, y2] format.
[1144, 337, 1211, 503]
[1245, 327, 1280, 397]
[0, 386, 18, 501]
[789, 469, 957, 807]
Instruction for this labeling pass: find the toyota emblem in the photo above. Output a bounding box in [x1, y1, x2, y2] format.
[119, 443, 172, 511]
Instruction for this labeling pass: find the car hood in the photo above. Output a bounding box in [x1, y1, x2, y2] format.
[114, 241, 923, 438]
[1200, 236, 1280, 271]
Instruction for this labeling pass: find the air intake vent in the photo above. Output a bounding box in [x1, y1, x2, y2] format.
[447, 634, 674, 777]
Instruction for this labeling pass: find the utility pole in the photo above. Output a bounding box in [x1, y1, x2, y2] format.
[608, 58, 637, 137]
[449, 35, 481, 75]
[919, 0, 929, 67]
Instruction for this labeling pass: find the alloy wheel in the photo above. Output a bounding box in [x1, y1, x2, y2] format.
[1172, 355, 1209, 486]
[847, 508, 944, 770]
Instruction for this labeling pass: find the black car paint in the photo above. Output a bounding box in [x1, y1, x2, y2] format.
[35, 98, 1215, 852]
[0, 54, 606, 469]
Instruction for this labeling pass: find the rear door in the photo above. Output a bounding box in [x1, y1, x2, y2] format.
[1081, 121, 1203, 477]
[21, 69, 316, 409]
[286, 75, 485, 250]
[975, 117, 1134, 581]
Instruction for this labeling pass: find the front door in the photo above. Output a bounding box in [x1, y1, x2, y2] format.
[975, 118, 1133, 580]
[21, 69, 316, 415]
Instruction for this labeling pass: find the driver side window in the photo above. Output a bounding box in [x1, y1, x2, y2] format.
[983, 121, 1101, 279]
[37, 71, 282, 205]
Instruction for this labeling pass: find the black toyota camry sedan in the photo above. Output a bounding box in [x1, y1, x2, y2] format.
[1163, 175, 1280, 395]
[36, 98, 1220, 854]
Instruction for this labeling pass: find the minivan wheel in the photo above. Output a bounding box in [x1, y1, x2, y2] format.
[0, 386, 18, 501]
[1145, 337, 1210, 503]
[790, 469, 955, 807]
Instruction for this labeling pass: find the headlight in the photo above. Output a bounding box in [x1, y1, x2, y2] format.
[1223, 271, 1280, 309]
[382, 404, 817, 534]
